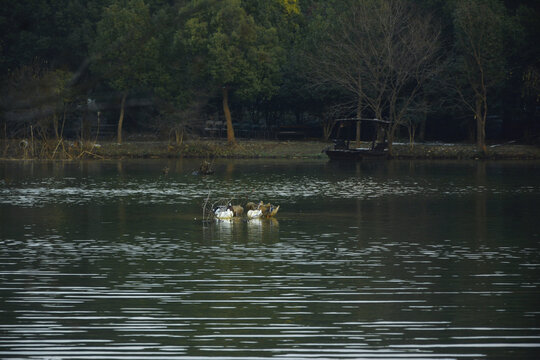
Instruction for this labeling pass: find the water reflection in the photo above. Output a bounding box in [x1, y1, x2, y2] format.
[1, 160, 539, 209]
[203, 218, 279, 243]
[0, 159, 539, 359]
[246, 218, 278, 241]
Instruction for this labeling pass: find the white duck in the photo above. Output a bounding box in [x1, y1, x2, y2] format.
[245, 202, 263, 219]
[247, 208, 263, 219]
[214, 204, 234, 220]
[245, 201, 279, 219]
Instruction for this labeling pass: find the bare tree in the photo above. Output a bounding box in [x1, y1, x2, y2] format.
[308, 0, 441, 155]
[453, 0, 506, 153]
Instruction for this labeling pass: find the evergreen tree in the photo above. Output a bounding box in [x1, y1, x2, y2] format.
[91, 0, 160, 143]
[180, 0, 285, 144]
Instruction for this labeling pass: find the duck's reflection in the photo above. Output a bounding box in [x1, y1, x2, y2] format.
[247, 218, 279, 243]
[205, 218, 279, 243]
[213, 219, 236, 242]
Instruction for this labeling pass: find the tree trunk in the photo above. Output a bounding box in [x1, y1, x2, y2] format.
[387, 124, 396, 157]
[356, 76, 362, 147]
[376, 124, 386, 143]
[53, 115, 60, 139]
[356, 98, 362, 146]
[222, 86, 236, 144]
[475, 95, 487, 154]
[356, 120, 361, 147]
[81, 110, 88, 140]
[175, 129, 183, 145]
[117, 92, 127, 144]
[418, 115, 426, 142]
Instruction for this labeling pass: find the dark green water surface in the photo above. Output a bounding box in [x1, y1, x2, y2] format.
[1, 159, 539, 359]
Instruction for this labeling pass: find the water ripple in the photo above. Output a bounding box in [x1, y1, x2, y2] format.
[1, 160, 539, 359]
[1, 174, 538, 208]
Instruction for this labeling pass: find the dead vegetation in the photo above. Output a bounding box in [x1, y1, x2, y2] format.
[2, 138, 539, 160]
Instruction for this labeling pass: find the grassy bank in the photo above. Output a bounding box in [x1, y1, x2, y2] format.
[95, 140, 329, 159]
[2, 138, 539, 160]
[391, 142, 540, 160]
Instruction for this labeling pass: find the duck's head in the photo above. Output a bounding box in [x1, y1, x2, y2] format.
[213, 203, 232, 212]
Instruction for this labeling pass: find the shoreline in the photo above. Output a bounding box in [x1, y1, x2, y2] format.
[1, 139, 539, 161]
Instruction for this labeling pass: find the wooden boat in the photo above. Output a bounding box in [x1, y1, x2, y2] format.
[324, 117, 390, 161]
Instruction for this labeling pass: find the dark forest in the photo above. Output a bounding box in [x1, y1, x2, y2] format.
[1, 0, 539, 154]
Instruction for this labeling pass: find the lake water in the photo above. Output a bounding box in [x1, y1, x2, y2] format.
[0, 159, 539, 359]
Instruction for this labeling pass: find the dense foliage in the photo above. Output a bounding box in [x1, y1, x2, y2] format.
[1, 0, 539, 150]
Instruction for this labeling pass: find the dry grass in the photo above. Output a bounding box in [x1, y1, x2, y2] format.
[2, 138, 539, 160]
[91, 139, 329, 159]
[392, 143, 540, 160]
